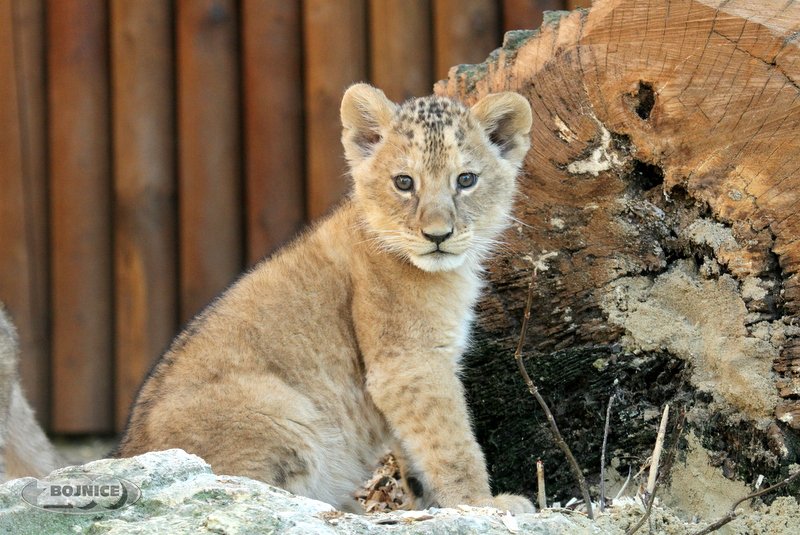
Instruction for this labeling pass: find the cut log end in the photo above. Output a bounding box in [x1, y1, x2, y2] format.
[440, 0, 800, 502]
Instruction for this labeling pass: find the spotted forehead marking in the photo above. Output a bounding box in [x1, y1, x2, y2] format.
[392, 96, 471, 171]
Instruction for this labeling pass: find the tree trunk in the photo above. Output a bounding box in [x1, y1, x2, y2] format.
[437, 0, 800, 504]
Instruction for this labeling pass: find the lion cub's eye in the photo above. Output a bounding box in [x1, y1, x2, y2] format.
[393, 174, 414, 192]
[456, 172, 478, 190]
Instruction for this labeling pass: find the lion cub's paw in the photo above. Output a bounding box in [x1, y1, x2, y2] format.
[489, 493, 536, 514]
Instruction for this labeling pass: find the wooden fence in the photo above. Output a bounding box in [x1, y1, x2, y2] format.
[0, 0, 589, 435]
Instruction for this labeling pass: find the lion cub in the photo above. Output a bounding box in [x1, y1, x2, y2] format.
[117, 84, 534, 513]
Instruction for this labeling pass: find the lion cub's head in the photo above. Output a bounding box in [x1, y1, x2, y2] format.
[341, 84, 532, 273]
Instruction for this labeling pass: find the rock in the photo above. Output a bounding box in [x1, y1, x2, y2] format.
[0, 449, 597, 534]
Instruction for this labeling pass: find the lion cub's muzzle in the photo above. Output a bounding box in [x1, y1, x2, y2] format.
[417, 199, 455, 248]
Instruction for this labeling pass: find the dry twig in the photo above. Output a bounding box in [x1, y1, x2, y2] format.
[625, 407, 686, 535]
[536, 459, 546, 510]
[647, 404, 670, 494]
[614, 466, 632, 501]
[692, 470, 800, 535]
[600, 393, 616, 512]
[514, 272, 594, 520]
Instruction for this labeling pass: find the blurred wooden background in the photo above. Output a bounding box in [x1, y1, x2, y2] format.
[0, 0, 590, 435]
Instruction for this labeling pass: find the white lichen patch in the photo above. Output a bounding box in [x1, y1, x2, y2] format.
[524, 251, 559, 273]
[565, 119, 625, 177]
[741, 276, 770, 301]
[685, 218, 738, 252]
[601, 259, 780, 423]
[684, 219, 768, 276]
[778, 411, 795, 425]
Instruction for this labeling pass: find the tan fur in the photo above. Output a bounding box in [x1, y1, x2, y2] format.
[0, 304, 62, 481]
[129, 85, 531, 512]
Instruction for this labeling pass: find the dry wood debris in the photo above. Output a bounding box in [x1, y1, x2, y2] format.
[355, 453, 409, 513]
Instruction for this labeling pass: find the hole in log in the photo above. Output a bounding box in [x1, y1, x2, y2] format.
[666, 184, 689, 200]
[635, 81, 656, 119]
[625, 159, 664, 191]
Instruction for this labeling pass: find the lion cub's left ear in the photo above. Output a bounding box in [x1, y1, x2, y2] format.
[470, 92, 532, 169]
[341, 83, 397, 167]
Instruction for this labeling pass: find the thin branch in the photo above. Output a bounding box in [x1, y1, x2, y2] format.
[692, 470, 800, 535]
[625, 407, 686, 535]
[536, 459, 546, 510]
[514, 271, 594, 520]
[647, 404, 670, 494]
[600, 393, 616, 512]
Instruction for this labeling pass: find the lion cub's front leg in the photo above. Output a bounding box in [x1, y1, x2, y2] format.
[364, 350, 532, 513]
[355, 299, 533, 513]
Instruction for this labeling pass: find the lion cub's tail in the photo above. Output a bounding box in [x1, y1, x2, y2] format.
[0, 303, 62, 481]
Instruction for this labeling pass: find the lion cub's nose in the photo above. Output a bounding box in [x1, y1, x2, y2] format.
[422, 230, 453, 245]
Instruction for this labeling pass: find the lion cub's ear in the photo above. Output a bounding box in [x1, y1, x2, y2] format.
[341, 83, 397, 166]
[470, 92, 532, 169]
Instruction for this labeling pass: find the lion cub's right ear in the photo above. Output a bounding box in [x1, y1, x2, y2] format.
[341, 83, 396, 167]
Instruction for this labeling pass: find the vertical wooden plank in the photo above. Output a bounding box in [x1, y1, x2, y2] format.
[370, 0, 433, 101]
[177, 0, 242, 321]
[502, 0, 565, 32]
[242, 1, 304, 263]
[303, 0, 367, 220]
[0, 2, 38, 423]
[111, 0, 177, 430]
[6, 0, 49, 425]
[433, 0, 500, 80]
[48, 0, 112, 433]
[0, 1, 25, 274]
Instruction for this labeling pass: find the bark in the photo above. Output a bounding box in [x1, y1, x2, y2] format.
[436, 0, 800, 502]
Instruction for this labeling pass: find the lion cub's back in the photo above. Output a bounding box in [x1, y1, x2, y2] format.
[118, 203, 367, 455]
